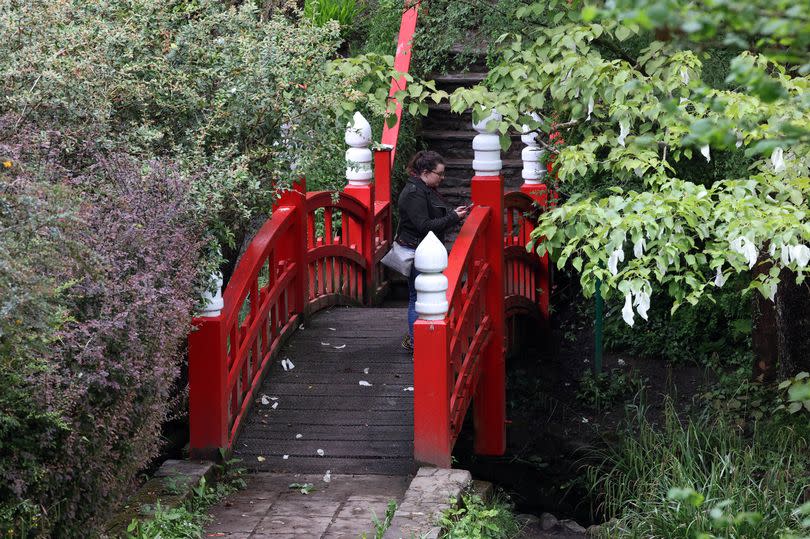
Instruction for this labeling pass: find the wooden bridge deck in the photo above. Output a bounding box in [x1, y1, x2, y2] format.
[235, 306, 416, 475]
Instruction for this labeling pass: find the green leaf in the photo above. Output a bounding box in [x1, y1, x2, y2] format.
[615, 25, 632, 41]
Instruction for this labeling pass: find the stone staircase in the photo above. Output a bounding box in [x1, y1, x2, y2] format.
[422, 55, 524, 209]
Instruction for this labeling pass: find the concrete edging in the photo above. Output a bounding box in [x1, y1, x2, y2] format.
[383, 466, 472, 539]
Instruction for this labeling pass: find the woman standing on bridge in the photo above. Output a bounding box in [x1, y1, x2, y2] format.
[397, 150, 470, 351]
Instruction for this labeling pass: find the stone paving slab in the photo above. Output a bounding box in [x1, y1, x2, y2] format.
[204, 473, 409, 538]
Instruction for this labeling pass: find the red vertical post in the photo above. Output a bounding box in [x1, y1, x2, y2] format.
[520, 182, 550, 328]
[374, 147, 393, 205]
[188, 316, 228, 459]
[413, 319, 452, 467]
[471, 174, 506, 455]
[276, 182, 308, 315]
[344, 183, 375, 304]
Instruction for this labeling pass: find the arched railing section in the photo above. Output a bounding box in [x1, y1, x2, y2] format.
[188, 0, 420, 458]
[305, 190, 369, 311]
[503, 191, 545, 320]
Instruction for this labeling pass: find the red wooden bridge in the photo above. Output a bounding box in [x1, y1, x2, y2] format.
[187, 1, 553, 473]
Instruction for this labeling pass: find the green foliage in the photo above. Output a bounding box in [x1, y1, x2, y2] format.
[587, 401, 810, 538]
[420, 0, 810, 321]
[776, 372, 810, 415]
[604, 280, 751, 365]
[576, 368, 645, 411]
[369, 500, 397, 539]
[304, 0, 362, 28]
[438, 492, 520, 539]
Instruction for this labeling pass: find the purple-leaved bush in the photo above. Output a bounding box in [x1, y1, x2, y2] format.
[0, 116, 203, 535]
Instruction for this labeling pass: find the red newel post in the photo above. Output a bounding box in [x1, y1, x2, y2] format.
[188, 292, 228, 458]
[344, 112, 376, 304]
[412, 232, 452, 467]
[373, 147, 393, 205]
[520, 124, 551, 328]
[275, 179, 308, 315]
[471, 110, 506, 456]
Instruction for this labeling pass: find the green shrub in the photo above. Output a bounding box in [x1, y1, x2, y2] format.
[587, 402, 810, 538]
[438, 492, 520, 539]
[304, 0, 362, 28]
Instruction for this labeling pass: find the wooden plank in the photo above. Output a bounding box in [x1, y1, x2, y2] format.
[235, 439, 411, 458]
[238, 455, 416, 475]
[238, 424, 412, 442]
[249, 395, 412, 411]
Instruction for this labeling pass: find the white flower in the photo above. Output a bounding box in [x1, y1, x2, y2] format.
[766, 282, 777, 302]
[771, 147, 786, 172]
[633, 238, 646, 258]
[700, 145, 711, 162]
[587, 96, 594, 121]
[769, 243, 776, 257]
[714, 267, 726, 288]
[680, 66, 690, 85]
[618, 121, 629, 147]
[633, 290, 650, 320]
[730, 237, 757, 269]
[781, 245, 792, 266]
[622, 292, 635, 326]
[789, 244, 810, 268]
[735, 131, 744, 148]
[608, 248, 625, 276]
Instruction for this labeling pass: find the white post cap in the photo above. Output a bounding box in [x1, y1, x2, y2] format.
[472, 107, 503, 176]
[200, 271, 224, 317]
[345, 111, 373, 186]
[521, 113, 546, 185]
[414, 232, 449, 320]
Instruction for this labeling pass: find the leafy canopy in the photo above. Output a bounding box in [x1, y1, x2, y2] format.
[433, 0, 809, 323]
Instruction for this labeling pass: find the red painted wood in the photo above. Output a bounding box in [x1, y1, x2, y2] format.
[471, 174, 506, 456]
[519, 184, 551, 327]
[374, 147, 393, 204]
[188, 316, 228, 458]
[380, 0, 420, 166]
[413, 319, 452, 467]
[344, 184, 375, 303]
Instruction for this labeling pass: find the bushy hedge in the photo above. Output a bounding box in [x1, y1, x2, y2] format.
[0, 119, 202, 535]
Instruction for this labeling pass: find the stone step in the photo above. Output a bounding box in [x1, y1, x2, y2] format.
[428, 71, 487, 92]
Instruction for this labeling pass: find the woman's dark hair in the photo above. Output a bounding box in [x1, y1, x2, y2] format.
[406, 150, 444, 176]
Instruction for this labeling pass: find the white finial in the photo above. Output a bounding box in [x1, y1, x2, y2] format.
[472, 108, 503, 176]
[521, 112, 546, 186]
[414, 232, 449, 320]
[345, 111, 373, 186]
[200, 271, 224, 317]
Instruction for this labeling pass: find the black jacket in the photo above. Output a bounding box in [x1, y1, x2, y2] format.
[396, 176, 459, 246]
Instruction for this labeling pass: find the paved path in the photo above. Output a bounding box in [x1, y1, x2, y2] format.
[205, 473, 409, 538]
[235, 306, 414, 475]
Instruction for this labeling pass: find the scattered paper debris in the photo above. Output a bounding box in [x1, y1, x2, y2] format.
[299, 324, 305, 330]
[257, 456, 266, 462]
[581, 417, 589, 424]
[328, 327, 336, 331]
[270, 396, 278, 401]
[272, 402, 279, 409]
[281, 358, 295, 371]
[320, 342, 330, 346]
[260, 395, 270, 405]
[363, 367, 369, 374]
[323, 470, 331, 483]
[617, 358, 626, 367]
[333, 344, 346, 350]
[316, 449, 325, 456]
[359, 380, 372, 387]
[282, 454, 289, 459]
[296, 433, 303, 439]
[403, 387, 414, 392]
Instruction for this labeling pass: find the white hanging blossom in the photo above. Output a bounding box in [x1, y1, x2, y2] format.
[766, 282, 778, 302]
[789, 244, 810, 267]
[680, 66, 690, 85]
[618, 121, 629, 147]
[714, 267, 726, 288]
[587, 96, 594, 121]
[781, 245, 792, 266]
[736, 131, 744, 148]
[771, 147, 786, 172]
[700, 145, 711, 162]
[633, 290, 650, 320]
[633, 238, 646, 258]
[622, 292, 635, 326]
[730, 237, 758, 269]
[608, 248, 625, 276]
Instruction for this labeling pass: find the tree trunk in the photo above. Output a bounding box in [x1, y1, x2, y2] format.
[752, 264, 810, 382]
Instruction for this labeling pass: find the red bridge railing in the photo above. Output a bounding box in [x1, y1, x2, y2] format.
[188, 0, 420, 458]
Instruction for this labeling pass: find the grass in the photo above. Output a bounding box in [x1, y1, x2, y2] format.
[585, 400, 810, 538]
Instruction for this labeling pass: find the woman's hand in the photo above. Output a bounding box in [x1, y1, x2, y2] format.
[454, 205, 471, 219]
